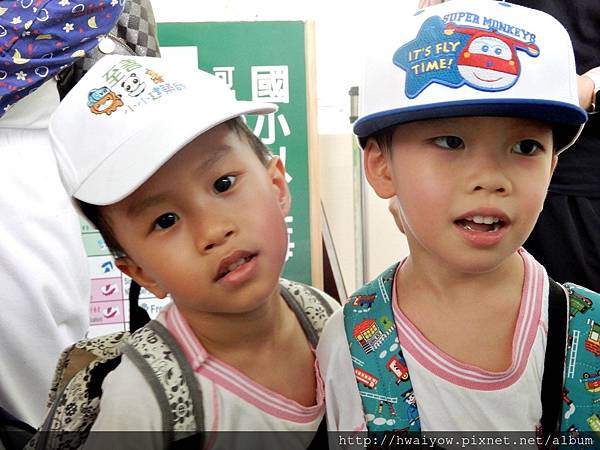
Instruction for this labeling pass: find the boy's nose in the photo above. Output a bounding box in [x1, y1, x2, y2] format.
[195, 222, 236, 253]
[473, 183, 507, 194]
[467, 154, 511, 195]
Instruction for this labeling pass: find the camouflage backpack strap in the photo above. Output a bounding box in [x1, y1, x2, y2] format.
[343, 263, 422, 434]
[29, 331, 130, 450]
[279, 278, 338, 347]
[123, 320, 204, 446]
[559, 283, 600, 435]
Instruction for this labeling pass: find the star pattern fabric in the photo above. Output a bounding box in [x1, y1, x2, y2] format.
[0, 0, 125, 117]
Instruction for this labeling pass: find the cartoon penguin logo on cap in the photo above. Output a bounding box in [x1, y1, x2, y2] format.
[445, 24, 539, 90]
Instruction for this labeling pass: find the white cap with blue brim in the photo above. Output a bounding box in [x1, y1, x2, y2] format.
[354, 0, 587, 153]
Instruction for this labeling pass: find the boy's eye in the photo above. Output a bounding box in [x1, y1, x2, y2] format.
[153, 213, 179, 230]
[513, 139, 542, 155]
[433, 136, 464, 150]
[213, 175, 237, 193]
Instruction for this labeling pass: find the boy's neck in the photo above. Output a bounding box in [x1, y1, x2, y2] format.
[174, 285, 291, 355]
[395, 250, 525, 372]
[397, 250, 524, 307]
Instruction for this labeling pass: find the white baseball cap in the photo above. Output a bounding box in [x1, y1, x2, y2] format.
[354, 0, 587, 153]
[50, 55, 277, 205]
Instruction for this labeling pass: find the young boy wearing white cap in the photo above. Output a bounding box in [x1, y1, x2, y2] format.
[317, 0, 597, 437]
[49, 55, 338, 443]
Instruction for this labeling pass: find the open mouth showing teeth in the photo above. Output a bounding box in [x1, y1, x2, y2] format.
[455, 215, 504, 232]
[217, 255, 254, 279]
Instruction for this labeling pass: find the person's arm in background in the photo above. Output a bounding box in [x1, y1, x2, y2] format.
[0, 0, 124, 115]
[579, 67, 600, 113]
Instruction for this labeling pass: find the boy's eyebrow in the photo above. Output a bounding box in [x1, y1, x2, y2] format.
[126, 192, 171, 218]
[195, 144, 232, 176]
[126, 144, 234, 218]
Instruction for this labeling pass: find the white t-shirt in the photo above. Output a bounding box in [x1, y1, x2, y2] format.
[317, 249, 548, 432]
[86, 302, 327, 450]
[0, 79, 89, 426]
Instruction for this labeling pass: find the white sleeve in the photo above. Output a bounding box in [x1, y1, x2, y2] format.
[315, 288, 342, 313]
[83, 355, 164, 450]
[316, 309, 367, 432]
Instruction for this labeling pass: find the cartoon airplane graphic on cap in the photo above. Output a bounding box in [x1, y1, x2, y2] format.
[444, 24, 539, 91]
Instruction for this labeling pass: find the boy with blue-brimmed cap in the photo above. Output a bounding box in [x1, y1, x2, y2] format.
[317, 0, 597, 438]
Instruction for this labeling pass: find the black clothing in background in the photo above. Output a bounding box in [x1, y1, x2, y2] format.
[513, 0, 600, 290]
[511, 0, 600, 197]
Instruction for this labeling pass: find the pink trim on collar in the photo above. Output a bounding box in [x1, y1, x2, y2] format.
[164, 305, 325, 423]
[392, 248, 544, 391]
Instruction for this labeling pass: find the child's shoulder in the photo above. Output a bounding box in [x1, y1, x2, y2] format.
[279, 278, 340, 344]
[91, 354, 161, 430]
[342, 262, 399, 315]
[560, 282, 600, 324]
[316, 263, 401, 364]
[279, 278, 340, 311]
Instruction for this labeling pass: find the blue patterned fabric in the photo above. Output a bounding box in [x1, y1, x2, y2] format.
[344, 267, 600, 439]
[342, 263, 422, 433]
[0, 0, 124, 116]
[561, 283, 600, 438]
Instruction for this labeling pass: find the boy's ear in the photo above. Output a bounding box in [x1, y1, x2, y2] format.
[550, 153, 558, 176]
[116, 257, 168, 299]
[363, 138, 396, 199]
[267, 156, 291, 216]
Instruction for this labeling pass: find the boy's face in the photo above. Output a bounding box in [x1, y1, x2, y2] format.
[104, 123, 290, 315]
[364, 116, 557, 274]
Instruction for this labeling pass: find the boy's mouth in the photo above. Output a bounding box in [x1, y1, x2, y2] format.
[455, 215, 505, 232]
[216, 251, 256, 281]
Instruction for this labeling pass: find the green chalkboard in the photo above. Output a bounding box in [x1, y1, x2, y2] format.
[157, 21, 317, 285]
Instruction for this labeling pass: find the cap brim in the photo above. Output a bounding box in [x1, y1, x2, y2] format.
[73, 101, 276, 205]
[354, 99, 587, 153]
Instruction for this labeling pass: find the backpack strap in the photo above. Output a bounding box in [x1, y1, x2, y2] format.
[123, 320, 204, 446]
[558, 283, 600, 436]
[343, 263, 421, 433]
[279, 278, 337, 347]
[30, 332, 130, 450]
[541, 278, 569, 445]
[46, 331, 129, 407]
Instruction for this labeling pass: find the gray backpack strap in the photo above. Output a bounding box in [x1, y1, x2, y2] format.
[279, 279, 338, 347]
[123, 320, 204, 445]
